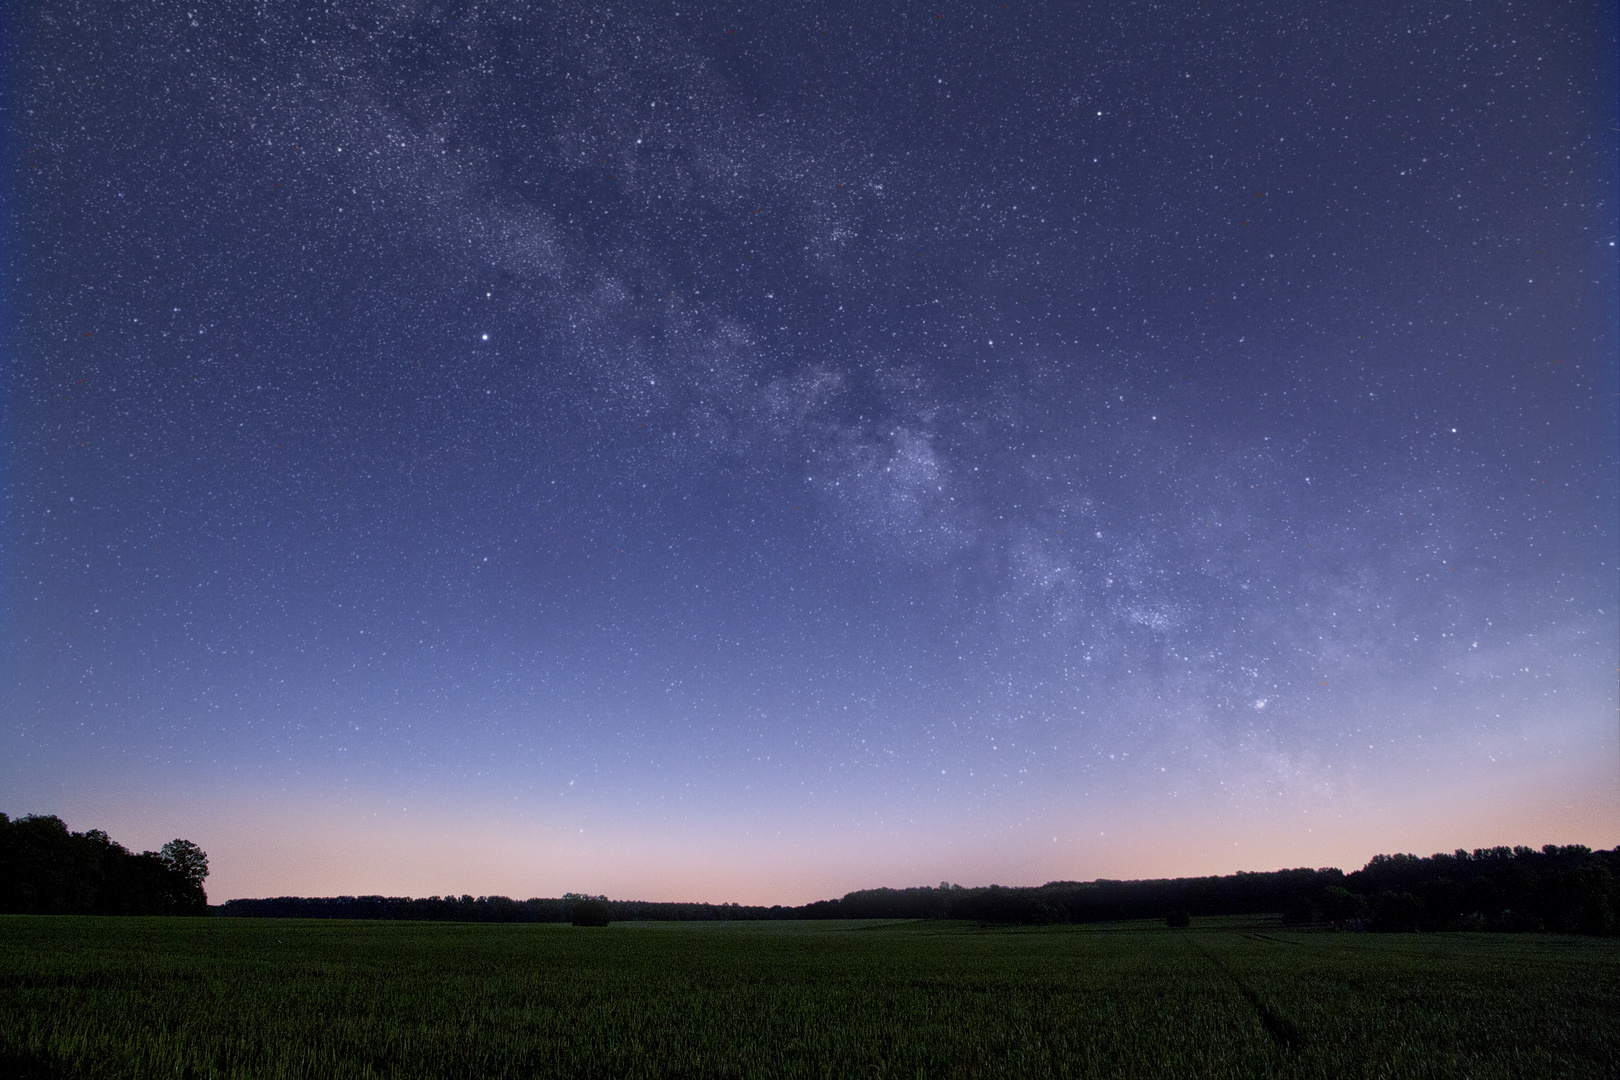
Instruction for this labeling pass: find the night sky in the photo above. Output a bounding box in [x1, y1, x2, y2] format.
[5, 2, 1616, 904]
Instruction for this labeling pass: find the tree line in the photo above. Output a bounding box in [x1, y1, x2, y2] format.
[1321, 845, 1618, 934]
[218, 844, 1619, 935]
[816, 845, 1620, 934]
[0, 813, 209, 915]
[217, 893, 803, 923]
[6, 811, 1614, 935]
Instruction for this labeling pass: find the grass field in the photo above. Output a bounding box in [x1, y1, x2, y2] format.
[2, 915, 1616, 1078]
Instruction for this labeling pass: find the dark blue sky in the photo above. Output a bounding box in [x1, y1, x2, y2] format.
[5, 1, 1616, 902]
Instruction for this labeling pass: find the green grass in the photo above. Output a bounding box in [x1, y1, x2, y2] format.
[2, 915, 1616, 1078]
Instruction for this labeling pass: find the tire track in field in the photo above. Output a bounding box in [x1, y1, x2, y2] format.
[1189, 936, 1305, 1052]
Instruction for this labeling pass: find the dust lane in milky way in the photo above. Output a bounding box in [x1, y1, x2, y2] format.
[4, 1, 1616, 903]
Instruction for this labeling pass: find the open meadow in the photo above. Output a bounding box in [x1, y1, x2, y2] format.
[2, 914, 1616, 1078]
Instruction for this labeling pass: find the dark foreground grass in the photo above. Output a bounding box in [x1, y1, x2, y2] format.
[1, 915, 1616, 1078]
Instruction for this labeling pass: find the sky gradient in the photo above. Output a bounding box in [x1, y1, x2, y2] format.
[4, 1, 1617, 905]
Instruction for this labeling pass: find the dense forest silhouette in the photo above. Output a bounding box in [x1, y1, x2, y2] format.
[218, 844, 1618, 935]
[4, 812, 1614, 934]
[0, 813, 208, 915]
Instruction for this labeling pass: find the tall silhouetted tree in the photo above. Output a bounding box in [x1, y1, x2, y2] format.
[158, 839, 210, 913]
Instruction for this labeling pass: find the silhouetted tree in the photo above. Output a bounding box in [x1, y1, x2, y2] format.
[156, 839, 210, 913]
[566, 893, 611, 927]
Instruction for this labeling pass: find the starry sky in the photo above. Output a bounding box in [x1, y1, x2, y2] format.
[4, 1, 1617, 905]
